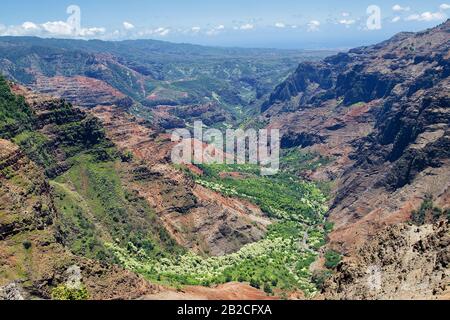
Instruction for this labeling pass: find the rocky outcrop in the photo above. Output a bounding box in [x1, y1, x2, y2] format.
[90, 106, 271, 256]
[323, 221, 449, 300]
[0, 282, 25, 300]
[32, 76, 132, 108]
[261, 20, 450, 253]
[0, 139, 56, 240]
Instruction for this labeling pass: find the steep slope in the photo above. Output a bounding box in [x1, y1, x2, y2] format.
[259, 21, 450, 299]
[323, 221, 449, 300]
[1, 77, 282, 299]
[0, 36, 334, 128]
[89, 105, 271, 256]
[0, 79, 161, 299]
[0, 140, 158, 300]
[261, 20, 449, 247]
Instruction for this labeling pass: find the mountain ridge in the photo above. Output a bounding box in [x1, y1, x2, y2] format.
[1, 21, 449, 300]
[259, 20, 449, 299]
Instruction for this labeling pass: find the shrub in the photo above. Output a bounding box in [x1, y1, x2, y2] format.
[324, 221, 334, 233]
[51, 285, 89, 300]
[263, 283, 273, 294]
[411, 195, 447, 225]
[250, 278, 261, 289]
[411, 195, 432, 225]
[312, 270, 332, 290]
[324, 250, 342, 269]
[120, 151, 134, 162]
[22, 240, 32, 250]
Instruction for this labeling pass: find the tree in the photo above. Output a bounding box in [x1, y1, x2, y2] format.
[324, 250, 342, 269]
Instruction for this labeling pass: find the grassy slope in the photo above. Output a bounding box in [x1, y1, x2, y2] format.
[51, 153, 183, 263]
[0, 77, 34, 138]
[0, 75, 182, 276]
[107, 153, 330, 296]
[0, 74, 333, 297]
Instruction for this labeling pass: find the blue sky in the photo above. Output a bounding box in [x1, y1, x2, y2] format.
[0, 0, 448, 49]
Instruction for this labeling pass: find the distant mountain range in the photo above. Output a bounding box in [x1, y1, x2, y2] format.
[0, 36, 334, 129]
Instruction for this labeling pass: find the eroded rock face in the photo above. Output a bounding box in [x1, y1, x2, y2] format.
[0, 139, 56, 240]
[0, 138, 159, 300]
[323, 221, 450, 300]
[32, 76, 132, 108]
[0, 282, 25, 300]
[261, 20, 450, 253]
[91, 106, 271, 256]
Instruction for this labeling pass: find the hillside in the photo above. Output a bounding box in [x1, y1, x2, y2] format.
[0, 77, 164, 299]
[259, 20, 450, 298]
[0, 36, 334, 129]
[1, 76, 329, 299]
[0, 21, 449, 300]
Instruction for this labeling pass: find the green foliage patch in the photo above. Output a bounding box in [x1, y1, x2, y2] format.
[411, 194, 448, 225]
[52, 154, 182, 263]
[51, 284, 89, 300]
[324, 250, 342, 269]
[0, 76, 34, 139]
[107, 162, 330, 297]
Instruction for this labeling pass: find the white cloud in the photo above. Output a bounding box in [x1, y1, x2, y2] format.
[41, 21, 73, 36]
[0, 19, 106, 38]
[191, 26, 201, 34]
[154, 27, 170, 36]
[342, 12, 350, 17]
[440, 3, 450, 10]
[405, 11, 446, 21]
[78, 27, 106, 37]
[307, 20, 320, 32]
[339, 19, 356, 27]
[22, 21, 39, 31]
[392, 16, 401, 23]
[393, 5, 411, 12]
[240, 23, 254, 30]
[206, 25, 225, 36]
[275, 22, 286, 28]
[136, 26, 171, 37]
[123, 22, 135, 30]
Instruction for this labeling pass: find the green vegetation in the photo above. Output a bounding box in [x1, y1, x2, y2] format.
[280, 148, 332, 175]
[0, 76, 34, 139]
[13, 131, 56, 170]
[22, 240, 32, 250]
[51, 284, 89, 300]
[312, 270, 333, 290]
[324, 250, 342, 269]
[52, 153, 183, 263]
[195, 163, 328, 223]
[106, 162, 330, 297]
[411, 194, 448, 225]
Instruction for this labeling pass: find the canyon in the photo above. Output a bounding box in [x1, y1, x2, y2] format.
[0, 21, 449, 300]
